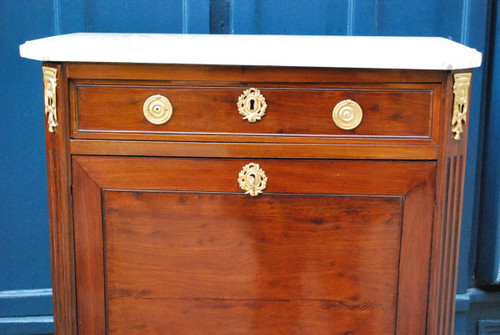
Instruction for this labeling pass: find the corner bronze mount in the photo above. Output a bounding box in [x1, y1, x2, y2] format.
[452, 73, 472, 140]
[42, 67, 58, 132]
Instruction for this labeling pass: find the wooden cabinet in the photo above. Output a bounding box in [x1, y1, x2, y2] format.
[21, 34, 481, 335]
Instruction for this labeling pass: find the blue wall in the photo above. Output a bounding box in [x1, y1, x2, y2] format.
[1, 0, 497, 334]
[477, 0, 500, 287]
[1, 1, 56, 334]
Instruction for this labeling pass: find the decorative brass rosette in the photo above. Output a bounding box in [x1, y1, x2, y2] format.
[332, 99, 363, 130]
[143, 94, 173, 125]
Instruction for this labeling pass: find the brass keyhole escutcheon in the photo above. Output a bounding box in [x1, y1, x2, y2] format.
[143, 94, 173, 125]
[332, 99, 363, 130]
[238, 163, 268, 196]
[237, 88, 267, 122]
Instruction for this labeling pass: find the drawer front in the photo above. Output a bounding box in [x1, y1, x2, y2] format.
[72, 83, 436, 141]
[72, 156, 435, 335]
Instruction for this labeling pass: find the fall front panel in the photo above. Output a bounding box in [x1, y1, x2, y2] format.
[72, 157, 435, 335]
[103, 191, 401, 334]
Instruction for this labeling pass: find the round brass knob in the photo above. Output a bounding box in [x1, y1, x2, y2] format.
[143, 94, 173, 125]
[238, 163, 267, 196]
[332, 99, 363, 130]
[237, 88, 267, 122]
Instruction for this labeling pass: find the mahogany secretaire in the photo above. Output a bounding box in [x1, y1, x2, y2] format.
[20, 34, 482, 335]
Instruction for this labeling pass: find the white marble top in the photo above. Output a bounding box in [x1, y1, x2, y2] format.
[20, 33, 482, 70]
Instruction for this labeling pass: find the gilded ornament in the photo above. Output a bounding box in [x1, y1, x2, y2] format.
[238, 163, 268, 196]
[237, 88, 267, 122]
[42, 67, 58, 132]
[143, 94, 173, 125]
[332, 99, 363, 130]
[452, 73, 472, 140]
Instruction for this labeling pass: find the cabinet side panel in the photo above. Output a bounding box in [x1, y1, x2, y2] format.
[429, 71, 471, 335]
[43, 63, 77, 335]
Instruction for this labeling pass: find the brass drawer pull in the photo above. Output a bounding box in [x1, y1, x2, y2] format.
[238, 163, 267, 196]
[332, 99, 363, 130]
[237, 88, 267, 122]
[143, 94, 173, 125]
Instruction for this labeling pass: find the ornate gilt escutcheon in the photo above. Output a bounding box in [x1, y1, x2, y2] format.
[42, 67, 58, 132]
[238, 163, 268, 197]
[237, 88, 267, 122]
[452, 73, 472, 140]
[332, 99, 363, 130]
[143, 94, 173, 125]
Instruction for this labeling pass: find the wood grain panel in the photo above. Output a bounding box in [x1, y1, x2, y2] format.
[65, 63, 448, 83]
[70, 139, 439, 160]
[107, 298, 388, 335]
[104, 192, 402, 334]
[72, 160, 105, 334]
[104, 192, 401, 300]
[73, 156, 435, 195]
[396, 175, 436, 335]
[74, 84, 433, 139]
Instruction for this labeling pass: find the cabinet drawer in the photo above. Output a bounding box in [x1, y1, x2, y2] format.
[73, 156, 435, 335]
[71, 82, 436, 142]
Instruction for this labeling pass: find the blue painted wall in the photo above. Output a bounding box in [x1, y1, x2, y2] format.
[477, 0, 500, 287]
[1, 1, 56, 334]
[1, 0, 497, 334]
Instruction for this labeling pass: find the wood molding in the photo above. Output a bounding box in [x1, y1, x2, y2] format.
[43, 62, 77, 335]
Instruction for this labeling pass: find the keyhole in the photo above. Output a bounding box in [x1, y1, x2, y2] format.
[249, 173, 255, 185]
[249, 98, 255, 111]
